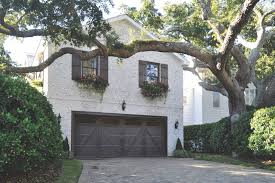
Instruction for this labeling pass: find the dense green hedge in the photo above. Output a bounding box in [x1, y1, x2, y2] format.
[249, 107, 275, 157]
[231, 111, 255, 157]
[184, 107, 275, 159]
[0, 74, 63, 174]
[184, 117, 231, 154]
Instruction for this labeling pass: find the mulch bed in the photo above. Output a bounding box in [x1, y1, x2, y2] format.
[0, 161, 62, 183]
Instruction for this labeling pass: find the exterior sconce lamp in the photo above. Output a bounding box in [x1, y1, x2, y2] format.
[122, 100, 126, 111]
[174, 120, 179, 129]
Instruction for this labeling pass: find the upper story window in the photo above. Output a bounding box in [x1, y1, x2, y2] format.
[213, 92, 220, 108]
[72, 54, 108, 82]
[139, 60, 168, 87]
[82, 57, 98, 77]
[146, 63, 159, 82]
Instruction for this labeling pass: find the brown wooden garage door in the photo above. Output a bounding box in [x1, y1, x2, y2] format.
[73, 113, 167, 158]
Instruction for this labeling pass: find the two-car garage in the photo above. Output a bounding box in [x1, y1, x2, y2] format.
[72, 112, 167, 158]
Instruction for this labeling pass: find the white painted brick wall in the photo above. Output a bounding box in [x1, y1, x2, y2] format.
[44, 17, 184, 156]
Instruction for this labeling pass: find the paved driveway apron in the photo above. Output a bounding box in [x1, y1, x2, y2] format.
[78, 158, 275, 183]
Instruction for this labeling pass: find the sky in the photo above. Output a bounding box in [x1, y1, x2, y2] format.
[4, 0, 188, 66]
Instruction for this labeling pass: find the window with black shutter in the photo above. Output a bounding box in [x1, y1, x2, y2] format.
[139, 60, 168, 87]
[72, 54, 108, 82]
[72, 54, 81, 80]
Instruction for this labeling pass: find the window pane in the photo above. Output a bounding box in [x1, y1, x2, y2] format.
[146, 63, 159, 82]
[213, 92, 220, 107]
[82, 58, 97, 77]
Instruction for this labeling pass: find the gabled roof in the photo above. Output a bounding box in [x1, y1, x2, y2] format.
[107, 14, 187, 63]
[107, 14, 157, 39]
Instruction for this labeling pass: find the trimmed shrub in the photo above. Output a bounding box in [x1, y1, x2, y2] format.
[63, 137, 70, 152]
[176, 138, 183, 150]
[63, 137, 70, 159]
[174, 150, 194, 158]
[249, 107, 275, 158]
[0, 74, 63, 174]
[184, 117, 231, 154]
[231, 111, 255, 157]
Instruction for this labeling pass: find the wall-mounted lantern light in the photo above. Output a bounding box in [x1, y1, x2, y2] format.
[174, 120, 179, 129]
[122, 100, 126, 111]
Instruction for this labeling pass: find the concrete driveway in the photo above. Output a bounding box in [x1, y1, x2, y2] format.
[78, 158, 275, 183]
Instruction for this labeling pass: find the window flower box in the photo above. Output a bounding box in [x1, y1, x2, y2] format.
[141, 81, 168, 99]
[77, 74, 109, 94]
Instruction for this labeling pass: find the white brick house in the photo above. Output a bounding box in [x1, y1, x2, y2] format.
[43, 15, 185, 157]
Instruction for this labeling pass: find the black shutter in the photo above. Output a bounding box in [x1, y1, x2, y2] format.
[72, 54, 81, 80]
[99, 56, 108, 82]
[161, 64, 168, 86]
[139, 60, 147, 87]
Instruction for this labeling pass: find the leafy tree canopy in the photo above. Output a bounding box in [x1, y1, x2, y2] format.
[122, 0, 275, 81]
[120, 0, 163, 33]
[0, 0, 113, 46]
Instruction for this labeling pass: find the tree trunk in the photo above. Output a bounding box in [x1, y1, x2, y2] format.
[212, 68, 247, 116]
[228, 91, 246, 116]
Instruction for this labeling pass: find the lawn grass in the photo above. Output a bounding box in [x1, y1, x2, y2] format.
[55, 159, 83, 183]
[193, 153, 275, 171]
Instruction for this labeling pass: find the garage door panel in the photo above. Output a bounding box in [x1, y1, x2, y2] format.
[77, 135, 97, 146]
[101, 126, 121, 135]
[146, 137, 162, 145]
[124, 137, 144, 146]
[124, 128, 144, 146]
[99, 146, 121, 157]
[78, 123, 96, 134]
[146, 147, 163, 156]
[101, 136, 121, 146]
[74, 114, 166, 158]
[76, 125, 97, 146]
[124, 146, 144, 156]
[146, 126, 162, 136]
